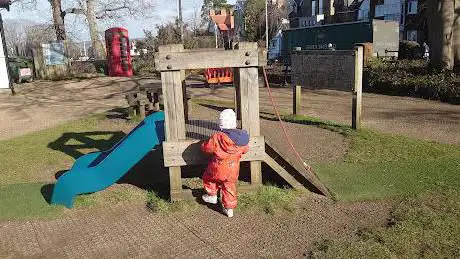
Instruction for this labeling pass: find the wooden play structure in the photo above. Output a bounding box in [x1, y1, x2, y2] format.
[155, 42, 331, 201]
[50, 42, 332, 208]
[125, 89, 161, 119]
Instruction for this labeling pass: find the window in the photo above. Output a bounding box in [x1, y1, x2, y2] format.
[312, 0, 316, 16]
[358, 0, 370, 20]
[408, 0, 418, 14]
[406, 30, 417, 41]
[375, 4, 384, 17]
[318, 0, 323, 15]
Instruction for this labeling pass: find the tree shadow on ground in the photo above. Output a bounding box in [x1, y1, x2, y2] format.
[41, 184, 55, 204]
[105, 107, 130, 120]
[48, 131, 127, 159]
[198, 103, 231, 112]
[198, 102, 339, 129]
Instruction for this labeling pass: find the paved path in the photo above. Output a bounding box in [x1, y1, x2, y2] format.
[0, 77, 156, 140]
[0, 196, 390, 258]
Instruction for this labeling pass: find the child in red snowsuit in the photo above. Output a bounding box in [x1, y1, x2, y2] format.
[201, 109, 250, 218]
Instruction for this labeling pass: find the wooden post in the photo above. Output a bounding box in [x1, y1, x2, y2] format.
[146, 91, 154, 111]
[153, 91, 160, 111]
[159, 44, 187, 201]
[236, 42, 262, 185]
[181, 70, 189, 123]
[137, 100, 146, 120]
[293, 85, 301, 115]
[352, 46, 363, 130]
[233, 69, 241, 120]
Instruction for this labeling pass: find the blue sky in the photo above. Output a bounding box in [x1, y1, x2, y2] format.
[2, 0, 236, 41]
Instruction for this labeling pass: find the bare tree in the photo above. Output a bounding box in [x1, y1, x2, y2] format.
[190, 0, 202, 36]
[3, 19, 28, 56]
[244, 0, 293, 42]
[422, 0, 459, 70]
[25, 23, 56, 52]
[454, 0, 460, 71]
[49, 0, 66, 40]
[64, 0, 155, 58]
[8, 0, 69, 42]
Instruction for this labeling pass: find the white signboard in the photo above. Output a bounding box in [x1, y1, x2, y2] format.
[42, 42, 65, 65]
[0, 26, 9, 89]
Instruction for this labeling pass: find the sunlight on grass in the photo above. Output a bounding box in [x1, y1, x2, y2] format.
[0, 117, 100, 185]
[315, 129, 460, 201]
[309, 189, 460, 258]
[74, 186, 148, 208]
[238, 185, 299, 214]
[146, 191, 198, 213]
[272, 114, 460, 202]
[0, 183, 63, 221]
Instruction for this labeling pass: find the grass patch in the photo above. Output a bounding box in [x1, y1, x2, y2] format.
[0, 115, 141, 220]
[74, 186, 148, 208]
[0, 183, 64, 221]
[309, 188, 460, 258]
[238, 185, 298, 214]
[0, 116, 126, 185]
[279, 114, 460, 201]
[146, 191, 198, 213]
[0, 183, 149, 221]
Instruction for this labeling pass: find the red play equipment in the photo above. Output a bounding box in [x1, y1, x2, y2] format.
[205, 9, 235, 86]
[105, 27, 133, 77]
[205, 68, 233, 85]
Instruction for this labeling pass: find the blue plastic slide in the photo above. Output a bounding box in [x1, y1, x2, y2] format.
[51, 112, 165, 208]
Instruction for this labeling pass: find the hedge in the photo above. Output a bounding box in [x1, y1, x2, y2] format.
[365, 59, 459, 104]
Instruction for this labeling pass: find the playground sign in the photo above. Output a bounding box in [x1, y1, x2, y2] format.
[42, 41, 65, 65]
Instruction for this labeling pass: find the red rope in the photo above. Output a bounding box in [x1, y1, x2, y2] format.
[261, 67, 313, 173]
[261, 67, 332, 198]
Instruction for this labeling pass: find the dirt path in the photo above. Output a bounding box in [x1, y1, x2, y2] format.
[189, 87, 460, 145]
[1, 78, 458, 144]
[0, 195, 391, 258]
[0, 77, 158, 140]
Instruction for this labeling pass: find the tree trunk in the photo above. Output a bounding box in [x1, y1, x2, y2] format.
[429, 0, 455, 70]
[454, 0, 460, 71]
[50, 0, 66, 40]
[86, 0, 106, 59]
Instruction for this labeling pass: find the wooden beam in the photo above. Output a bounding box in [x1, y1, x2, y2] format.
[352, 46, 363, 130]
[265, 140, 332, 198]
[156, 49, 259, 71]
[163, 137, 265, 167]
[263, 153, 308, 192]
